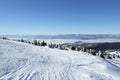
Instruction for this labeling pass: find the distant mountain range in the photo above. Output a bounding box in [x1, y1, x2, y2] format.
[0, 34, 120, 40]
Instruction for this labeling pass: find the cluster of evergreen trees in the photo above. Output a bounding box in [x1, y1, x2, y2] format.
[33, 40, 47, 46]
[13, 38, 120, 59]
[80, 48, 120, 59]
[0, 37, 8, 40]
[1, 37, 120, 59]
[16, 39, 47, 46]
[48, 43, 59, 48]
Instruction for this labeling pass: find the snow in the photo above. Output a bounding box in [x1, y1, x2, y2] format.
[0, 39, 120, 80]
[32, 39, 120, 44]
[79, 39, 120, 43]
[9, 38, 120, 44]
[28, 39, 80, 44]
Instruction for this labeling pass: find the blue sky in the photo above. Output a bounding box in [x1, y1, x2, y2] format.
[0, 0, 120, 35]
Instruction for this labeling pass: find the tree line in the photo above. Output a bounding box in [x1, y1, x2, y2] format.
[1, 37, 120, 59]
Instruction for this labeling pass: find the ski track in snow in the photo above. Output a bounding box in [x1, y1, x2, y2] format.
[0, 39, 120, 80]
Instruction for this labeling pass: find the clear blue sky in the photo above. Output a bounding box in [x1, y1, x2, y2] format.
[0, 0, 120, 35]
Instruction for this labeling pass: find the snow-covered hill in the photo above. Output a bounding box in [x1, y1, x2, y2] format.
[0, 39, 120, 80]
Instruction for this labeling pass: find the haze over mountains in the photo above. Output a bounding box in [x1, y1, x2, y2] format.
[1, 34, 120, 40]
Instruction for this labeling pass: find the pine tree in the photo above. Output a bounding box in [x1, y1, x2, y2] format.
[28, 41, 31, 44]
[21, 39, 24, 42]
[41, 40, 47, 46]
[2, 37, 8, 40]
[37, 41, 41, 46]
[33, 40, 38, 45]
[71, 46, 76, 50]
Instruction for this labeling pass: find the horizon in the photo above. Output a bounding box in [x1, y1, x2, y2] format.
[0, 0, 120, 35]
[0, 33, 120, 36]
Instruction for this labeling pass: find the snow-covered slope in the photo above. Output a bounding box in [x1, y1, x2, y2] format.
[0, 40, 120, 80]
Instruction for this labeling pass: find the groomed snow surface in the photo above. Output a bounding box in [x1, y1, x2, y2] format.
[0, 40, 120, 80]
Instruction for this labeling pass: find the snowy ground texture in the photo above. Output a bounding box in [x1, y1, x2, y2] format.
[0, 39, 120, 80]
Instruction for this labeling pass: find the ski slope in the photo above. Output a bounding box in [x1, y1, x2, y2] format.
[0, 39, 120, 80]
